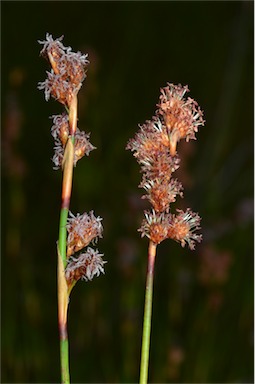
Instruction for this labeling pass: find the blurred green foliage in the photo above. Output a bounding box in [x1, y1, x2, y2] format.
[1, 1, 253, 383]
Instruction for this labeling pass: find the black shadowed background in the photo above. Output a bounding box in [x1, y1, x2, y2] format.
[1, 1, 253, 383]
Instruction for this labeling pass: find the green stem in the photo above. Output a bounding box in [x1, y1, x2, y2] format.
[58, 209, 70, 384]
[57, 137, 75, 384]
[60, 330, 70, 384]
[57, 95, 77, 383]
[139, 241, 157, 384]
[58, 208, 68, 267]
[57, 243, 70, 384]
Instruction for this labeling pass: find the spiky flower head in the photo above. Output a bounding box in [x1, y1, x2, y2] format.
[51, 114, 69, 146]
[140, 177, 183, 213]
[167, 208, 202, 250]
[139, 208, 202, 249]
[38, 33, 89, 107]
[74, 130, 95, 164]
[139, 210, 169, 245]
[126, 117, 181, 181]
[126, 118, 170, 162]
[66, 211, 103, 257]
[127, 82, 204, 252]
[50, 114, 95, 169]
[65, 247, 106, 285]
[157, 83, 205, 156]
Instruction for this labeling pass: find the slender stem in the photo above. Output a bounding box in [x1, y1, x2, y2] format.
[139, 241, 157, 384]
[59, 208, 68, 267]
[69, 95, 78, 136]
[57, 140, 74, 384]
[60, 337, 70, 383]
[58, 135, 74, 263]
[57, 97, 77, 384]
[58, 245, 70, 384]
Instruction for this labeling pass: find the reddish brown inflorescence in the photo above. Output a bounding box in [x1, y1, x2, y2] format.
[50, 114, 95, 169]
[38, 34, 95, 170]
[38, 33, 89, 107]
[65, 247, 106, 285]
[38, 34, 106, 286]
[64, 211, 105, 285]
[127, 83, 204, 249]
[66, 211, 103, 257]
[157, 83, 205, 156]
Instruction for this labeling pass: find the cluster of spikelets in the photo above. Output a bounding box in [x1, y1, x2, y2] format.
[38, 34, 106, 285]
[38, 34, 95, 170]
[127, 83, 204, 250]
[50, 113, 95, 170]
[65, 211, 105, 285]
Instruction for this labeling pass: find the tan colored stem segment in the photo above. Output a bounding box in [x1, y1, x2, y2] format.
[62, 138, 74, 209]
[68, 95, 78, 136]
[48, 51, 60, 75]
[57, 246, 69, 330]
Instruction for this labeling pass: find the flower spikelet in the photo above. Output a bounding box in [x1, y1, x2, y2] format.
[126, 117, 181, 180]
[38, 33, 89, 106]
[51, 114, 69, 146]
[167, 208, 202, 250]
[52, 140, 65, 170]
[74, 130, 95, 165]
[139, 210, 169, 245]
[65, 247, 106, 284]
[39, 34, 65, 66]
[141, 153, 180, 182]
[126, 118, 170, 163]
[140, 177, 183, 213]
[157, 83, 205, 156]
[66, 211, 103, 257]
[50, 114, 95, 169]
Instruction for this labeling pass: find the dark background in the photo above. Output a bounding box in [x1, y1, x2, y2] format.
[1, 1, 253, 383]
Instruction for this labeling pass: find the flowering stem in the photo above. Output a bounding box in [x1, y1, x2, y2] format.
[127, 82, 204, 383]
[139, 241, 157, 384]
[57, 100, 77, 384]
[38, 35, 96, 384]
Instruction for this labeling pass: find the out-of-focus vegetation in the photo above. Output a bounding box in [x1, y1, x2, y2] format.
[1, 1, 253, 383]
